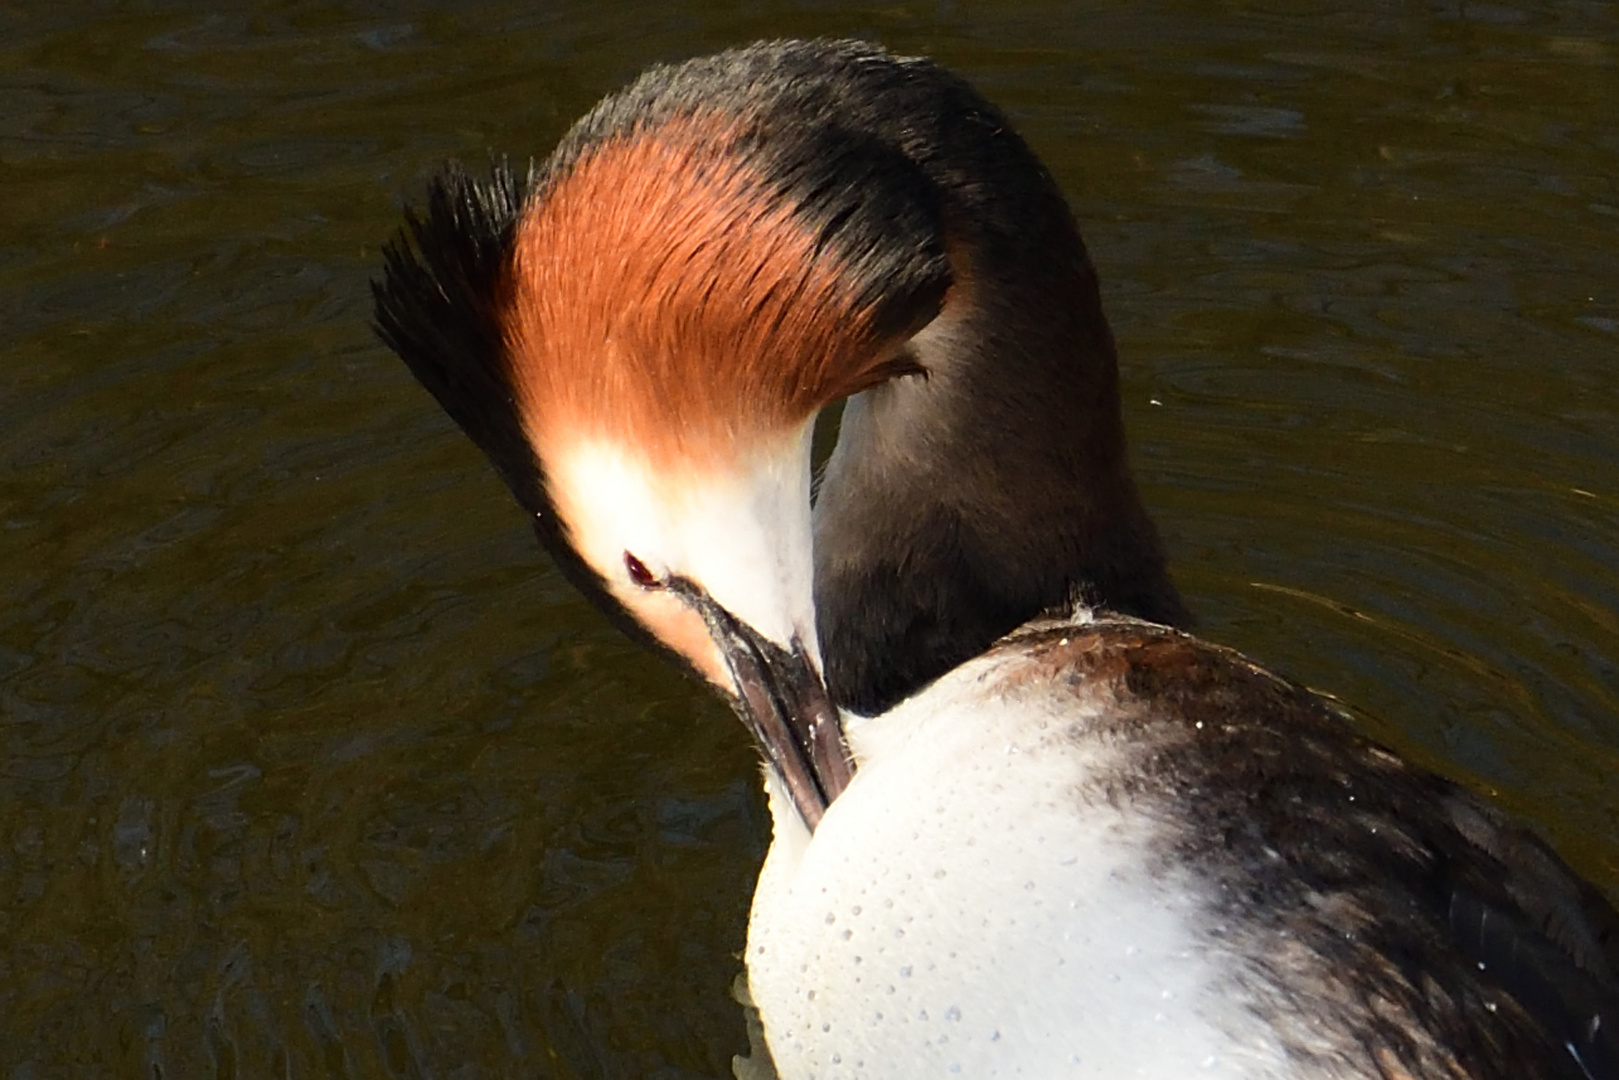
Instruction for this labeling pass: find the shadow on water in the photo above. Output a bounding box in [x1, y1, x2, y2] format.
[1, 1, 1616, 1074]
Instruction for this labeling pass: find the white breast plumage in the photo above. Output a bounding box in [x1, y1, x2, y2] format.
[747, 620, 1296, 1079]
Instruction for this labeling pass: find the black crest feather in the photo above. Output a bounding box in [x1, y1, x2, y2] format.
[372, 160, 539, 514]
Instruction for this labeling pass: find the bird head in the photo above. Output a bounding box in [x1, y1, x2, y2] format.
[375, 60, 952, 826]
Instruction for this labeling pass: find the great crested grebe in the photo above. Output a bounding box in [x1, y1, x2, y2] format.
[375, 39, 1619, 1079]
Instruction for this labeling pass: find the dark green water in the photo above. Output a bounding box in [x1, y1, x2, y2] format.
[2, 2, 1616, 1075]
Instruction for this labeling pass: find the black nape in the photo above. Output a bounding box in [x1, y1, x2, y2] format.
[750, 41, 1194, 714]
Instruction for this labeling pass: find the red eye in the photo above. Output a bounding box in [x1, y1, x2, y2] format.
[623, 552, 659, 589]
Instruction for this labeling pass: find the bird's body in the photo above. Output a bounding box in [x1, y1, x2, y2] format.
[752, 614, 1619, 1077]
[752, 619, 1288, 1079]
[374, 39, 1619, 1079]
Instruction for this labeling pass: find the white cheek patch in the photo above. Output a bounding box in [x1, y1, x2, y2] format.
[542, 425, 820, 668]
[545, 443, 675, 591]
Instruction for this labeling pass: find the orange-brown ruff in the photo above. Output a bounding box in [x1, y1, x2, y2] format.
[506, 118, 929, 470]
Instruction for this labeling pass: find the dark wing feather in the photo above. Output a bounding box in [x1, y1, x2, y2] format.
[1442, 795, 1619, 1079]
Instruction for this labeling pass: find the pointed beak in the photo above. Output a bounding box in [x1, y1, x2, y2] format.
[667, 576, 853, 831]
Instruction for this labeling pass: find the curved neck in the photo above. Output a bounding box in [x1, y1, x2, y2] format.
[813, 209, 1188, 717]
